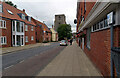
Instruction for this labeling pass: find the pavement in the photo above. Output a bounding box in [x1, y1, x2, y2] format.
[37, 41, 102, 76]
[0, 43, 50, 55]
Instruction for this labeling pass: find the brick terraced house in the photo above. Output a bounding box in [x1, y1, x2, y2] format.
[76, 1, 120, 77]
[32, 17, 43, 43]
[0, 2, 37, 47]
[42, 23, 52, 42]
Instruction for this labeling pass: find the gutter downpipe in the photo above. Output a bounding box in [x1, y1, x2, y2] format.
[110, 24, 113, 78]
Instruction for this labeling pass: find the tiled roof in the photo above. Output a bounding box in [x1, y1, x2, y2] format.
[31, 17, 51, 32]
[42, 23, 51, 32]
[0, 1, 36, 26]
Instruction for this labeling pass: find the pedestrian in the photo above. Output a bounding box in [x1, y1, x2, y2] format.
[70, 39, 73, 45]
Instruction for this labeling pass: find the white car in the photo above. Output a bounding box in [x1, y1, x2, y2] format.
[60, 40, 68, 46]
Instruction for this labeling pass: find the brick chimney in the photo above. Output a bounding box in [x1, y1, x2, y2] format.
[23, 9, 25, 12]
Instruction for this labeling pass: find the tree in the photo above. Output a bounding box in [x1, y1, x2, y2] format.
[5, 1, 17, 8]
[57, 24, 72, 40]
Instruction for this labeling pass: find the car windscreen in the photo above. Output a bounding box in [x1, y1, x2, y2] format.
[61, 40, 65, 43]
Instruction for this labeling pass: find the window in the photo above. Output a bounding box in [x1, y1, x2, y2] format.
[7, 10, 13, 15]
[21, 22, 24, 32]
[87, 28, 91, 49]
[100, 20, 104, 29]
[104, 18, 108, 27]
[16, 21, 24, 32]
[25, 36, 28, 42]
[31, 36, 34, 41]
[28, 16, 31, 22]
[1, 36, 7, 45]
[0, 20, 6, 28]
[16, 21, 20, 32]
[22, 14, 25, 20]
[0, 4, 3, 13]
[25, 25, 28, 31]
[96, 23, 99, 29]
[92, 15, 113, 32]
[59, 22, 61, 24]
[31, 26, 34, 31]
[84, 0, 86, 14]
[59, 16, 61, 20]
[12, 21, 15, 31]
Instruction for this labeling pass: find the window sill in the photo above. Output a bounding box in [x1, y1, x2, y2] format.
[0, 28, 7, 29]
[25, 41, 28, 43]
[1, 43, 7, 45]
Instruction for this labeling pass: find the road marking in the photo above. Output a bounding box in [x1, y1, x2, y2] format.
[19, 60, 24, 63]
[4, 65, 14, 70]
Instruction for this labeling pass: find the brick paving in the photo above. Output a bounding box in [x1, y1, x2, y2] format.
[37, 41, 102, 76]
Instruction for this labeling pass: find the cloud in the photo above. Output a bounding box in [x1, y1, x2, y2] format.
[11, 0, 77, 32]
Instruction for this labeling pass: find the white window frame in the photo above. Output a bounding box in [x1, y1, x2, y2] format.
[28, 16, 31, 22]
[0, 36, 7, 45]
[0, 20, 6, 28]
[0, 4, 3, 13]
[22, 14, 25, 20]
[87, 28, 91, 49]
[31, 36, 34, 41]
[7, 10, 13, 15]
[25, 36, 28, 42]
[31, 26, 34, 31]
[25, 25, 28, 31]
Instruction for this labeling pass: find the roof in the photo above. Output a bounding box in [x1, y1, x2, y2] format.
[0, 1, 36, 26]
[50, 28, 57, 34]
[42, 23, 51, 33]
[31, 17, 51, 32]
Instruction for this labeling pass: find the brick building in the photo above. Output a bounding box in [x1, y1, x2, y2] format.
[76, 1, 120, 77]
[32, 18, 43, 43]
[42, 23, 52, 42]
[0, 2, 36, 47]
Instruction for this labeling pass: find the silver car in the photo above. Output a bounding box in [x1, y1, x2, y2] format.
[60, 40, 68, 46]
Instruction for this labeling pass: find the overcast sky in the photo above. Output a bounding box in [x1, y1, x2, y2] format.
[11, 0, 77, 33]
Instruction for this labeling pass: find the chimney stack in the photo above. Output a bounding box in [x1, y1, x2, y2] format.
[23, 9, 25, 12]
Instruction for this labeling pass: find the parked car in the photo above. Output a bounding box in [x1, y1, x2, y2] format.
[60, 40, 68, 46]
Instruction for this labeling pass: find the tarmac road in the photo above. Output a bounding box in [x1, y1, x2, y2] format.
[2, 42, 66, 76]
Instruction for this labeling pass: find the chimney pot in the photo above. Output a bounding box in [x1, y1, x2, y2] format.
[23, 9, 25, 12]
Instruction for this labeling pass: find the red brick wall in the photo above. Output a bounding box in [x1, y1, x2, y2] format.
[48, 33, 51, 41]
[76, 2, 96, 44]
[83, 28, 111, 76]
[2, 18, 12, 47]
[25, 24, 36, 45]
[113, 26, 120, 47]
[43, 32, 51, 42]
[35, 26, 43, 43]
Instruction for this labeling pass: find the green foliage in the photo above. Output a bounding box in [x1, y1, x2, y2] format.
[5, 1, 17, 8]
[57, 24, 72, 40]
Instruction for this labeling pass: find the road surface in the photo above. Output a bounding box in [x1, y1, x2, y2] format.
[2, 42, 66, 76]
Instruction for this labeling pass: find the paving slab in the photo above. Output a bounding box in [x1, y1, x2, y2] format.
[37, 41, 102, 76]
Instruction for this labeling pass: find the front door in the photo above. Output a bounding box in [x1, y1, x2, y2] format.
[20, 35, 24, 46]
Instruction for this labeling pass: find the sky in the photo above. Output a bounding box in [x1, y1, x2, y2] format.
[10, 0, 77, 33]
